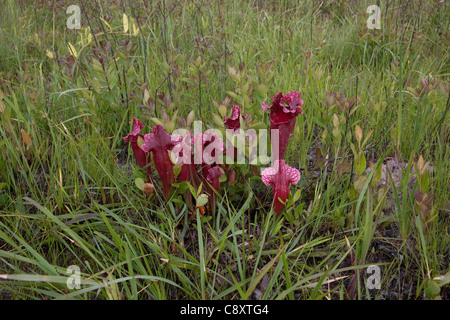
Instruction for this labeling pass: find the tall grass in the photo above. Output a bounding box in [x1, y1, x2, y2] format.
[0, 0, 449, 300]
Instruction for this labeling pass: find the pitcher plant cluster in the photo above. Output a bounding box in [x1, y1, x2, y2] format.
[124, 91, 305, 216]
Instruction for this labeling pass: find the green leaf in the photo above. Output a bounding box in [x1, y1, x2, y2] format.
[257, 155, 271, 165]
[173, 181, 189, 194]
[218, 105, 227, 118]
[376, 162, 382, 182]
[425, 279, 440, 298]
[332, 113, 339, 127]
[196, 194, 209, 207]
[348, 185, 356, 200]
[420, 171, 429, 192]
[350, 142, 357, 157]
[314, 117, 327, 128]
[433, 271, 450, 287]
[226, 91, 240, 101]
[135, 178, 145, 191]
[219, 172, 227, 183]
[173, 164, 182, 177]
[187, 183, 197, 199]
[359, 153, 367, 176]
[162, 61, 171, 73]
[354, 175, 368, 190]
[123, 13, 129, 33]
[151, 118, 164, 126]
[243, 94, 251, 106]
[164, 120, 175, 133]
[92, 60, 104, 73]
[256, 83, 268, 96]
[293, 189, 301, 203]
[137, 136, 145, 148]
[332, 126, 340, 138]
[242, 82, 250, 95]
[354, 153, 366, 176]
[212, 113, 224, 127]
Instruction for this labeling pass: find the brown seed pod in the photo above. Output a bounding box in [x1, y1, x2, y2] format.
[143, 183, 155, 197]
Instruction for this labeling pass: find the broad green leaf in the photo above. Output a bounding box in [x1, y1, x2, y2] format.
[293, 189, 301, 203]
[256, 83, 268, 97]
[350, 142, 357, 157]
[218, 105, 227, 118]
[123, 13, 129, 33]
[135, 178, 145, 191]
[353, 175, 368, 191]
[173, 164, 182, 177]
[136, 136, 145, 149]
[332, 126, 340, 138]
[164, 120, 175, 133]
[196, 194, 208, 207]
[173, 181, 189, 194]
[212, 113, 224, 127]
[218, 167, 227, 183]
[425, 279, 440, 298]
[151, 118, 164, 126]
[376, 162, 383, 182]
[347, 185, 356, 201]
[132, 22, 139, 36]
[354, 153, 366, 176]
[332, 113, 339, 127]
[226, 91, 240, 101]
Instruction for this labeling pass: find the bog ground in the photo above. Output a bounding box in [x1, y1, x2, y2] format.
[0, 0, 449, 300]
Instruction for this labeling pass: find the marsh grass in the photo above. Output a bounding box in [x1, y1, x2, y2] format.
[0, 0, 449, 300]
